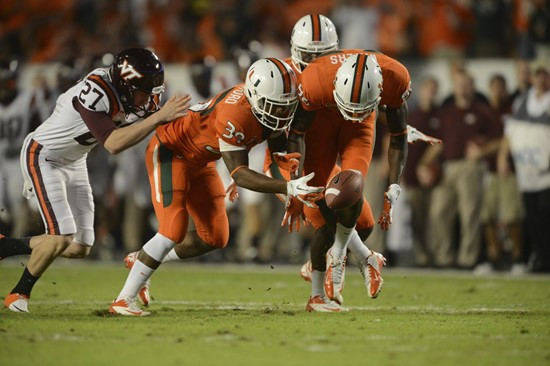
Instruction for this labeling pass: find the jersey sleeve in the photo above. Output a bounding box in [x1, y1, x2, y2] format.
[378, 55, 412, 109]
[80, 74, 119, 116]
[215, 108, 249, 152]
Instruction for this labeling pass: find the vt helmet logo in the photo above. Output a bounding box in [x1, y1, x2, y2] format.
[120, 60, 143, 81]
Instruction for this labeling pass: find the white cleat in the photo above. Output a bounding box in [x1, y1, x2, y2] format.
[358, 252, 386, 298]
[300, 260, 313, 282]
[4, 293, 29, 313]
[124, 252, 151, 306]
[109, 297, 150, 317]
[306, 295, 347, 312]
[324, 249, 346, 305]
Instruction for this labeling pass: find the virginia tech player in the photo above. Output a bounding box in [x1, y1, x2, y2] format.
[1, 48, 190, 313]
[109, 58, 324, 316]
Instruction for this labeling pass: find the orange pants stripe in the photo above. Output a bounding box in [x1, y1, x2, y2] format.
[26, 140, 59, 235]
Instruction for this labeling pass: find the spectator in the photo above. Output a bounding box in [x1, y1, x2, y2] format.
[499, 60, 550, 273]
[420, 70, 499, 268]
[405, 77, 441, 266]
[475, 74, 525, 274]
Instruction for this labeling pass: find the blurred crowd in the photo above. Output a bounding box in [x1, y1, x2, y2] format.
[1, 0, 550, 273]
[1, 0, 549, 63]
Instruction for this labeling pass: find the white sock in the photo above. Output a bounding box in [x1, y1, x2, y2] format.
[311, 270, 325, 297]
[162, 249, 181, 263]
[116, 260, 155, 301]
[331, 223, 355, 258]
[347, 230, 372, 260]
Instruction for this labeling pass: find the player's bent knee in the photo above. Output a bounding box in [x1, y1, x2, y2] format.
[50, 234, 74, 256]
[357, 227, 373, 242]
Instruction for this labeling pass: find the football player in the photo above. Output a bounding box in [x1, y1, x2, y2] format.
[109, 58, 324, 316]
[0, 48, 191, 313]
[269, 15, 439, 312]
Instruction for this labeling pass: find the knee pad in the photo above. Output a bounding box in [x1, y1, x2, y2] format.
[143, 233, 176, 262]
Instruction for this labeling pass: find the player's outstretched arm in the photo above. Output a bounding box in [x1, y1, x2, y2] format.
[222, 150, 323, 206]
[103, 94, 191, 154]
[378, 102, 408, 230]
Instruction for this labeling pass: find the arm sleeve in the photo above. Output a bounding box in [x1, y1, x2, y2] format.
[73, 98, 117, 144]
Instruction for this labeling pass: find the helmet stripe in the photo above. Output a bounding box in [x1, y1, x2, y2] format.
[310, 14, 321, 42]
[268, 58, 291, 94]
[350, 54, 367, 104]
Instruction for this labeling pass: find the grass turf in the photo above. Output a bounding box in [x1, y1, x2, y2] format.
[0, 262, 549, 366]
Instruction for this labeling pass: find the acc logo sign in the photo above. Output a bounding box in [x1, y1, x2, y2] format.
[120, 60, 143, 81]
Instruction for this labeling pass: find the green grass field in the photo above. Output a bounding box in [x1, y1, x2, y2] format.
[1, 261, 549, 366]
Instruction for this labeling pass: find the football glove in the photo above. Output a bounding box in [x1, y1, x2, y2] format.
[407, 125, 442, 145]
[286, 172, 324, 208]
[281, 197, 308, 233]
[378, 183, 401, 231]
[272, 152, 301, 174]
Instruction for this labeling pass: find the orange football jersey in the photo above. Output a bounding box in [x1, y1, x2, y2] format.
[299, 49, 411, 111]
[155, 85, 267, 165]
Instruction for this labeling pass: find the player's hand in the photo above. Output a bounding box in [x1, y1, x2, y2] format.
[407, 125, 441, 145]
[378, 183, 401, 231]
[155, 94, 192, 124]
[225, 180, 239, 202]
[273, 152, 301, 174]
[281, 197, 308, 233]
[286, 172, 324, 208]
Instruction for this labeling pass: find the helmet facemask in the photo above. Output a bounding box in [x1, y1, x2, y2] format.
[251, 94, 299, 131]
[333, 90, 380, 122]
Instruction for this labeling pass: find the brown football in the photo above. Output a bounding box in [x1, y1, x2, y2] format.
[325, 170, 364, 210]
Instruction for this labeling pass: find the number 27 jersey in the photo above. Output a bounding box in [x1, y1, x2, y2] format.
[155, 84, 267, 166]
[32, 68, 129, 162]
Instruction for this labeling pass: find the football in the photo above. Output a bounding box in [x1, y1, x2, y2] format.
[324, 169, 364, 210]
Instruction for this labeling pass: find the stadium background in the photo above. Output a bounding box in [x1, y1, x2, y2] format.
[1, 0, 549, 272]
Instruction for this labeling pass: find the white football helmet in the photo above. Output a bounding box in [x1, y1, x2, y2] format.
[290, 14, 339, 71]
[333, 53, 383, 122]
[244, 58, 298, 131]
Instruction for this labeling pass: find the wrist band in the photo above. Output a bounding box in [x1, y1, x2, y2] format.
[389, 129, 407, 137]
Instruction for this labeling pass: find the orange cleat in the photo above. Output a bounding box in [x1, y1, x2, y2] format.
[305, 295, 345, 312]
[4, 293, 29, 313]
[359, 252, 386, 298]
[109, 297, 150, 317]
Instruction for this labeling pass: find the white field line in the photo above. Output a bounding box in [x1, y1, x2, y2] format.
[27, 299, 534, 313]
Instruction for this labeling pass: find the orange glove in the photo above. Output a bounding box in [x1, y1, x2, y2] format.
[281, 197, 308, 233]
[378, 184, 401, 231]
[273, 152, 301, 174]
[225, 180, 239, 202]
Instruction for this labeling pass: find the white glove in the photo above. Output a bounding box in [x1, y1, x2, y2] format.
[407, 125, 442, 145]
[286, 172, 324, 208]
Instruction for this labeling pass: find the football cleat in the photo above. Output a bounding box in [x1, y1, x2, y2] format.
[109, 297, 150, 317]
[124, 251, 151, 306]
[358, 252, 386, 298]
[300, 260, 313, 282]
[4, 293, 29, 313]
[306, 295, 345, 312]
[324, 249, 346, 305]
